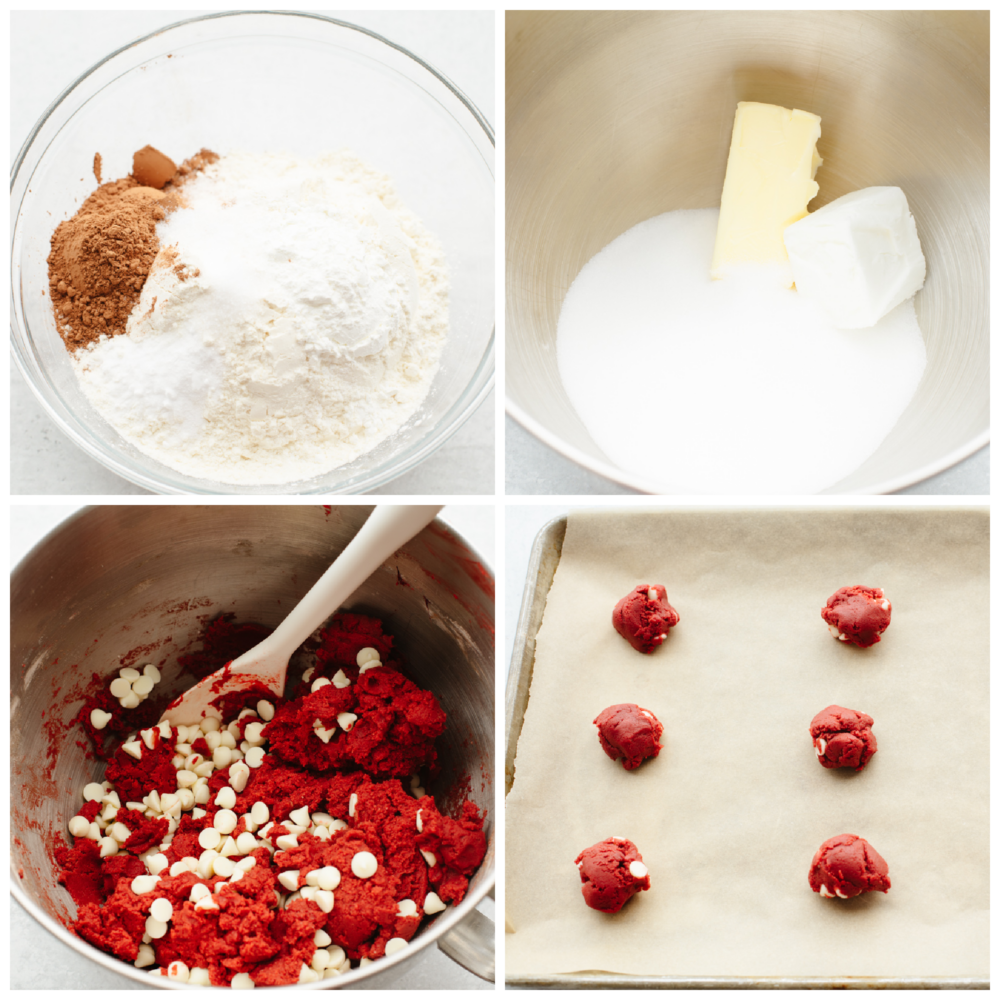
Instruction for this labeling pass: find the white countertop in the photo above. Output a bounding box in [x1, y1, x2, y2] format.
[10, 503, 495, 990]
[11, 11, 495, 496]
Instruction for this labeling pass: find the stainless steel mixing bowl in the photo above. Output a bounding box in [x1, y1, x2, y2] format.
[506, 10, 989, 494]
[10, 505, 494, 988]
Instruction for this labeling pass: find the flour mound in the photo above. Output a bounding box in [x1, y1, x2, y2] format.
[73, 150, 448, 486]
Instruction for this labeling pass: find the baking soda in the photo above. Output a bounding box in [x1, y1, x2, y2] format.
[73, 151, 447, 486]
[557, 208, 927, 493]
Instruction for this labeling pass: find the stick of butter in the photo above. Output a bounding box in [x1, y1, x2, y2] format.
[711, 102, 823, 285]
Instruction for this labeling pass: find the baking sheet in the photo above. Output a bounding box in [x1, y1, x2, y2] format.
[505, 508, 989, 981]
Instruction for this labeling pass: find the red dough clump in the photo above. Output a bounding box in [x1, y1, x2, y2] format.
[808, 834, 890, 899]
[594, 704, 663, 770]
[809, 705, 877, 772]
[575, 837, 650, 913]
[612, 585, 680, 654]
[55, 613, 488, 986]
[821, 586, 891, 647]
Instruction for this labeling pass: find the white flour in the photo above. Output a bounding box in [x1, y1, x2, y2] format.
[73, 151, 448, 486]
[557, 208, 927, 494]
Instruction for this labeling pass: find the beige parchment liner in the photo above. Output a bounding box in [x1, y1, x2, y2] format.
[506, 508, 988, 979]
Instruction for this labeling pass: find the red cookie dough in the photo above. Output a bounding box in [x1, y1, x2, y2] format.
[808, 834, 890, 899]
[809, 705, 877, 772]
[56, 613, 488, 986]
[574, 837, 650, 913]
[821, 586, 891, 647]
[612, 585, 680, 654]
[594, 704, 663, 770]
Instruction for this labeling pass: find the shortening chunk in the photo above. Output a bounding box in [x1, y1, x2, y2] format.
[783, 186, 926, 328]
[711, 102, 823, 285]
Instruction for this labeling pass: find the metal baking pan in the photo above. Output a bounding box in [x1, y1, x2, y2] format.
[504, 514, 986, 990]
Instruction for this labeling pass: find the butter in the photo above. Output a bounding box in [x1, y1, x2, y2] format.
[711, 102, 823, 285]
[783, 186, 926, 328]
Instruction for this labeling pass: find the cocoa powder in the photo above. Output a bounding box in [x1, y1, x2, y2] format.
[47, 147, 218, 352]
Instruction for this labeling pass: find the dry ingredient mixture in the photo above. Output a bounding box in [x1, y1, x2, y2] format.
[55, 613, 486, 987]
[48, 146, 448, 485]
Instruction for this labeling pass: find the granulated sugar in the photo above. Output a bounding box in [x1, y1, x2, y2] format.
[557, 208, 926, 494]
[72, 150, 447, 486]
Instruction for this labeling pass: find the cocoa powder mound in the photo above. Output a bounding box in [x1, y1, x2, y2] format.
[47, 147, 218, 352]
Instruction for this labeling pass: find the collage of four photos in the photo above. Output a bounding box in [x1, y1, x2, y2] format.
[10, 9, 988, 991]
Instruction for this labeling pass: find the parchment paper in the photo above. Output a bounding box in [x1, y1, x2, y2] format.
[506, 508, 989, 979]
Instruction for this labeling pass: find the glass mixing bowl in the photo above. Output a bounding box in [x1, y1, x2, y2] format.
[11, 12, 494, 494]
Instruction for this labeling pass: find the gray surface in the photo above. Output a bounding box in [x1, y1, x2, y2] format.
[506, 415, 989, 496]
[11, 10, 495, 496]
[10, 504, 494, 990]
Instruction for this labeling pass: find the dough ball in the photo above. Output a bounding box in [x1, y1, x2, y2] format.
[809, 705, 877, 771]
[574, 837, 651, 913]
[594, 703, 663, 770]
[613, 584, 680, 654]
[808, 834, 890, 899]
[821, 585, 891, 647]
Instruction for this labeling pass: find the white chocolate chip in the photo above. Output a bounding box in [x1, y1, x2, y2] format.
[119, 692, 141, 709]
[311, 677, 332, 693]
[122, 741, 143, 760]
[336, 712, 357, 732]
[385, 937, 407, 956]
[819, 884, 833, 898]
[195, 894, 219, 912]
[314, 889, 334, 913]
[134, 943, 156, 968]
[190, 883, 211, 902]
[109, 677, 132, 699]
[332, 670, 350, 689]
[278, 870, 300, 891]
[250, 802, 269, 826]
[356, 647, 380, 667]
[90, 709, 113, 730]
[397, 898, 418, 917]
[348, 793, 358, 818]
[881, 600, 890, 611]
[213, 809, 238, 835]
[229, 762, 251, 792]
[68, 815, 90, 838]
[120, 668, 140, 681]
[256, 700, 275, 722]
[131, 874, 159, 895]
[215, 786, 237, 810]
[132, 676, 154, 697]
[244, 722, 267, 745]
[83, 782, 105, 802]
[351, 851, 378, 878]
[420, 849, 437, 868]
[236, 832, 258, 854]
[167, 960, 190, 982]
[213, 855, 236, 878]
[629, 860, 648, 879]
[230, 972, 255, 989]
[146, 853, 169, 876]
[145, 915, 169, 939]
[835, 887, 849, 899]
[423, 891, 446, 914]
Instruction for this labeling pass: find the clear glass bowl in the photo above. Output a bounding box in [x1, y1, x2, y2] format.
[11, 12, 494, 494]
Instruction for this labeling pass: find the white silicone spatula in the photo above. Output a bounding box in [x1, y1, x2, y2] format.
[160, 505, 443, 727]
